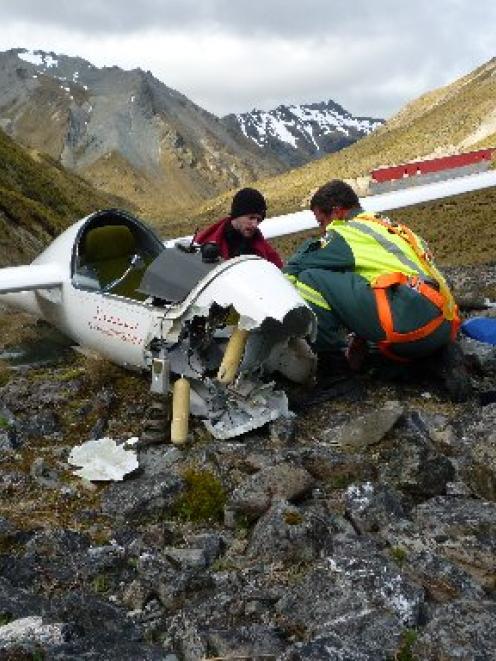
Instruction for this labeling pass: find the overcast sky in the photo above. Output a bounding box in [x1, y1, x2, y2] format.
[1, 1, 494, 118]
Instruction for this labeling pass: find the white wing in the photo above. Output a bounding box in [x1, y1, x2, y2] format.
[261, 170, 496, 239]
[0, 263, 64, 294]
[165, 170, 496, 245]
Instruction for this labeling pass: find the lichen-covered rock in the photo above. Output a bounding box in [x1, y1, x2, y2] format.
[279, 633, 373, 660]
[458, 404, 496, 500]
[460, 334, 496, 374]
[0, 577, 45, 620]
[135, 551, 214, 614]
[412, 410, 461, 456]
[206, 624, 286, 659]
[380, 413, 455, 501]
[462, 433, 496, 501]
[247, 499, 332, 562]
[0, 616, 67, 648]
[170, 615, 209, 661]
[402, 550, 486, 602]
[412, 600, 496, 660]
[324, 401, 404, 451]
[345, 482, 406, 533]
[17, 410, 61, 439]
[300, 446, 375, 484]
[185, 533, 225, 567]
[163, 547, 207, 569]
[229, 463, 315, 517]
[384, 497, 496, 588]
[30, 456, 61, 489]
[43, 591, 142, 643]
[0, 406, 17, 450]
[276, 537, 424, 653]
[101, 473, 183, 522]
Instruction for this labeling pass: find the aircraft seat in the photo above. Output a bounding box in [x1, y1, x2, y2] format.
[83, 225, 148, 300]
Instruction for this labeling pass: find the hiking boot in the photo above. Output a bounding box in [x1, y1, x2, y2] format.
[430, 342, 473, 402]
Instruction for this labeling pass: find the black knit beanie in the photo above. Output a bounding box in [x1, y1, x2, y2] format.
[230, 188, 267, 219]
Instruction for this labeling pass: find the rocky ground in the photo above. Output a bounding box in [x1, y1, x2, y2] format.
[0, 265, 495, 660]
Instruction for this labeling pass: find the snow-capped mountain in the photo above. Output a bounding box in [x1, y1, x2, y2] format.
[223, 100, 384, 167]
[0, 48, 284, 218]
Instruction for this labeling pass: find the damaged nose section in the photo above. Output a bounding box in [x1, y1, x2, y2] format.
[150, 254, 317, 439]
[193, 257, 317, 382]
[194, 261, 316, 439]
[190, 255, 316, 333]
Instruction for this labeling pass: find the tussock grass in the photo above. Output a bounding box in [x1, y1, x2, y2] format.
[0, 127, 132, 267]
[0, 311, 38, 350]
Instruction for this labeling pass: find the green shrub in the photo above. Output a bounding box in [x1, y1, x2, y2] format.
[396, 629, 418, 661]
[173, 468, 226, 523]
[390, 546, 408, 565]
[91, 574, 110, 593]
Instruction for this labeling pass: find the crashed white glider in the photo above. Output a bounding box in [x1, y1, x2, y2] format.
[0, 210, 315, 438]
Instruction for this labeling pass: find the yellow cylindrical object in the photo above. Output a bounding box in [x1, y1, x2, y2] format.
[171, 377, 190, 445]
[217, 327, 249, 384]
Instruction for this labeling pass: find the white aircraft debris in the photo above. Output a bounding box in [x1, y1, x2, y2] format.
[68, 437, 139, 481]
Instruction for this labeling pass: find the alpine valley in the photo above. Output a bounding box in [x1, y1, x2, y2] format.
[0, 49, 381, 221]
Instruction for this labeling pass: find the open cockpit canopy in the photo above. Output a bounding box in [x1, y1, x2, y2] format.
[72, 209, 164, 301]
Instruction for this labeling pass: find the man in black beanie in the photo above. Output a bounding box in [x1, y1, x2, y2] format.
[195, 188, 283, 268]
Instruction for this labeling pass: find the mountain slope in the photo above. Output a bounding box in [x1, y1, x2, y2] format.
[184, 57, 496, 224]
[0, 127, 127, 267]
[0, 48, 285, 219]
[223, 100, 383, 167]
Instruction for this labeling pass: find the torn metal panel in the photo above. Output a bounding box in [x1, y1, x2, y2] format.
[186, 375, 291, 439]
[68, 437, 139, 481]
[204, 383, 290, 439]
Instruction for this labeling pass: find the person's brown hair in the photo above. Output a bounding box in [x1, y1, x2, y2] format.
[310, 179, 359, 212]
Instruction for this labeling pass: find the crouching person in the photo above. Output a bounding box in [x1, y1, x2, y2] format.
[284, 179, 468, 397]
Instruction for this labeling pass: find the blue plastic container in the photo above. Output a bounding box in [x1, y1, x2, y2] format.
[461, 317, 496, 346]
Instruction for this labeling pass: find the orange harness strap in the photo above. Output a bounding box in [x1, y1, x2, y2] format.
[371, 272, 460, 362]
[360, 214, 460, 330]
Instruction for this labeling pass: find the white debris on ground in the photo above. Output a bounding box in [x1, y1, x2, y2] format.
[68, 437, 139, 481]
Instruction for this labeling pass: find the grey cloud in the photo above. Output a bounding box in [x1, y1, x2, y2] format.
[1, 0, 495, 118]
[2, 0, 495, 39]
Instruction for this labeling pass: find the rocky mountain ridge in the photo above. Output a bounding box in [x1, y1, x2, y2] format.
[223, 100, 383, 167]
[0, 48, 285, 219]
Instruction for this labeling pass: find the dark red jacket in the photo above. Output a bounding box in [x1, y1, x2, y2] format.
[195, 216, 283, 268]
